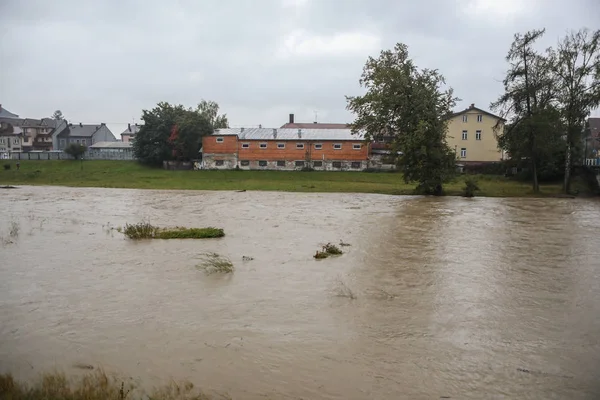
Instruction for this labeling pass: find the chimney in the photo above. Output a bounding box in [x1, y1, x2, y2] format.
[297, 128, 302, 139]
[128, 123, 131, 132]
[79, 122, 82, 127]
[470, 103, 475, 109]
[101, 122, 105, 126]
[259, 124, 262, 129]
[289, 113, 294, 124]
[273, 128, 277, 139]
[241, 127, 245, 132]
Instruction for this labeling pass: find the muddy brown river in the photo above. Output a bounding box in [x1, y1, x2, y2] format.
[1, 186, 599, 399]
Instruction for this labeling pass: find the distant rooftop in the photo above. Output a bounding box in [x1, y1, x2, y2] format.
[121, 123, 142, 135]
[0, 104, 19, 119]
[280, 122, 350, 129]
[214, 128, 364, 141]
[66, 123, 106, 137]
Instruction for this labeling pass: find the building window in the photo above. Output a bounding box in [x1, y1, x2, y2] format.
[0, 139, 4, 144]
[259, 143, 267, 149]
[353, 144, 361, 150]
[295, 161, 304, 167]
[476, 130, 482, 140]
[460, 148, 467, 158]
[215, 160, 224, 166]
[462, 131, 468, 140]
[277, 160, 285, 167]
[332, 161, 342, 168]
[24, 137, 29, 143]
[462, 115, 468, 122]
[259, 160, 267, 167]
[240, 160, 249, 166]
[277, 143, 285, 149]
[296, 143, 304, 149]
[477, 114, 483, 122]
[333, 143, 342, 150]
[60, 139, 65, 146]
[216, 137, 224, 143]
[313, 161, 323, 167]
[351, 162, 361, 169]
[314, 143, 322, 150]
[377, 137, 385, 143]
[241, 143, 250, 148]
[13, 138, 19, 145]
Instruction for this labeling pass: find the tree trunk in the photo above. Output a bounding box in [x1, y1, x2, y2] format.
[532, 157, 539, 193]
[563, 142, 572, 194]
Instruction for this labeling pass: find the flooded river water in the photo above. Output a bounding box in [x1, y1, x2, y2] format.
[1, 186, 599, 399]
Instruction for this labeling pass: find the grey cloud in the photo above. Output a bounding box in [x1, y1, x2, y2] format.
[1, 0, 598, 134]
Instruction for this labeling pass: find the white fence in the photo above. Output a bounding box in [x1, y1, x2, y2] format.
[585, 158, 600, 166]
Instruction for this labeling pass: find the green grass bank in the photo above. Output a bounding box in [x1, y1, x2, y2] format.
[0, 160, 580, 197]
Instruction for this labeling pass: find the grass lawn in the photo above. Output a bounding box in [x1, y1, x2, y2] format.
[0, 160, 571, 197]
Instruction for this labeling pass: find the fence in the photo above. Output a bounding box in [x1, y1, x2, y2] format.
[585, 158, 600, 166]
[3, 150, 135, 161]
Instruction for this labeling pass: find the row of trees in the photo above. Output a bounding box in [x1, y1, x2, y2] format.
[492, 28, 600, 193]
[133, 100, 228, 165]
[348, 28, 599, 194]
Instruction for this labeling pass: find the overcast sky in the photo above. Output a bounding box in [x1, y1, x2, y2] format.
[1, 0, 599, 137]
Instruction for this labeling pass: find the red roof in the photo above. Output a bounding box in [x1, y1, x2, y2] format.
[280, 122, 349, 129]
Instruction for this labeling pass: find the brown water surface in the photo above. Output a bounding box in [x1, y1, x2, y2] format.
[1, 186, 599, 399]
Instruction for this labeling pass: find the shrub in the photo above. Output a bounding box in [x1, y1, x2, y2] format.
[64, 143, 87, 160]
[196, 252, 234, 274]
[123, 222, 157, 239]
[323, 243, 342, 255]
[3, 164, 10, 170]
[314, 251, 329, 259]
[463, 177, 480, 197]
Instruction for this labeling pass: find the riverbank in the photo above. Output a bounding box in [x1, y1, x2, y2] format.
[0, 160, 579, 197]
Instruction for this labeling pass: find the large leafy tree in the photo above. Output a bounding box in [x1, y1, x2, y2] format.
[492, 29, 563, 193]
[133, 102, 215, 165]
[346, 43, 457, 195]
[196, 100, 229, 129]
[550, 28, 600, 193]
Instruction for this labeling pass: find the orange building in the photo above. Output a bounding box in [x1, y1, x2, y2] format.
[201, 128, 370, 171]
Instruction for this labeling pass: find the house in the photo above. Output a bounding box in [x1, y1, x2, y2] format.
[0, 120, 23, 155]
[53, 122, 116, 150]
[586, 117, 600, 157]
[446, 103, 506, 163]
[19, 118, 59, 151]
[121, 123, 142, 143]
[202, 128, 370, 170]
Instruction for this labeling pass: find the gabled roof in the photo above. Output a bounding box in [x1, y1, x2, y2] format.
[64, 123, 104, 137]
[121, 123, 142, 134]
[280, 122, 350, 129]
[449, 103, 505, 121]
[0, 105, 19, 119]
[214, 128, 364, 141]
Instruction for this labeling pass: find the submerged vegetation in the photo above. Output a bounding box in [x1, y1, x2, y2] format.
[313, 243, 344, 259]
[0, 370, 227, 400]
[196, 252, 234, 274]
[122, 222, 224, 239]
